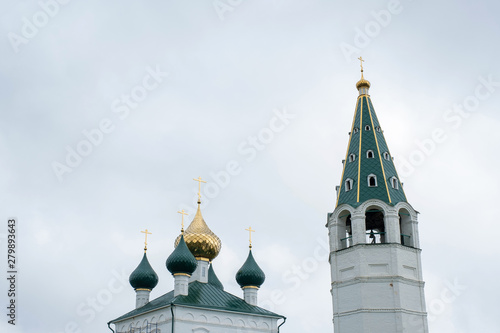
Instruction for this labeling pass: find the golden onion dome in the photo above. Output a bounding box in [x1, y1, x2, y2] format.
[174, 204, 221, 261]
[356, 71, 371, 90]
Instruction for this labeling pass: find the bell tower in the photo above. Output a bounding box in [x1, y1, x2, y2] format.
[327, 58, 428, 332]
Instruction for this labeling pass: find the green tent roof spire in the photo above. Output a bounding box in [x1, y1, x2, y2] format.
[336, 69, 407, 208]
[208, 262, 224, 290]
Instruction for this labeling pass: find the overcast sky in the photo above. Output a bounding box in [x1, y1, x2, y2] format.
[1, 1, 499, 332]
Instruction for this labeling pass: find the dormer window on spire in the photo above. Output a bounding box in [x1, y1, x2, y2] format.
[383, 152, 390, 160]
[345, 179, 353, 191]
[365, 125, 371, 131]
[367, 174, 377, 187]
[366, 150, 374, 159]
[349, 154, 356, 162]
[391, 177, 399, 189]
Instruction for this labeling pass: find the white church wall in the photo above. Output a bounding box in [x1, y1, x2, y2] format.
[113, 305, 280, 333]
[113, 308, 172, 333]
[174, 306, 279, 333]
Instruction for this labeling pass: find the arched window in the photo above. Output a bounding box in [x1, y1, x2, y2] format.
[349, 153, 356, 162]
[399, 209, 413, 247]
[345, 179, 353, 191]
[336, 210, 352, 250]
[139, 320, 149, 333]
[391, 177, 399, 189]
[367, 150, 374, 159]
[365, 125, 371, 131]
[365, 207, 386, 244]
[368, 174, 377, 187]
[353, 127, 359, 134]
[376, 126, 381, 132]
[383, 152, 390, 160]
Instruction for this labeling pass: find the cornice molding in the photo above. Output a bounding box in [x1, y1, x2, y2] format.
[333, 308, 428, 317]
[332, 242, 421, 254]
[331, 275, 425, 288]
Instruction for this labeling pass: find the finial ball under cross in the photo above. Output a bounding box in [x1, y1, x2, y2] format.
[245, 226, 255, 248]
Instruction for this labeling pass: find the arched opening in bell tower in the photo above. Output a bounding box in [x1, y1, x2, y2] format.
[399, 208, 413, 247]
[365, 207, 386, 244]
[337, 210, 352, 249]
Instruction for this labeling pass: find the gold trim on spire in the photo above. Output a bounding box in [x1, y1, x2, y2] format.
[177, 209, 188, 233]
[367, 100, 392, 203]
[245, 226, 255, 249]
[141, 229, 152, 252]
[193, 176, 207, 204]
[357, 99, 363, 202]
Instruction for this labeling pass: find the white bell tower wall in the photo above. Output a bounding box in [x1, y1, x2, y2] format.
[327, 199, 428, 333]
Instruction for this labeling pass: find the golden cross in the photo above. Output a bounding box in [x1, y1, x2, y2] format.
[193, 176, 207, 202]
[358, 56, 364, 71]
[177, 209, 188, 231]
[245, 227, 255, 248]
[141, 229, 152, 251]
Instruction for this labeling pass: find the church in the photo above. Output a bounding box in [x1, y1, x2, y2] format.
[108, 180, 286, 333]
[108, 61, 429, 332]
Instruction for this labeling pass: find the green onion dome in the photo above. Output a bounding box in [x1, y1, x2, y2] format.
[235, 250, 265, 288]
[208, 263, 224, 290]
[166, 234, 197, 275]
[129, 253, 159, 291]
